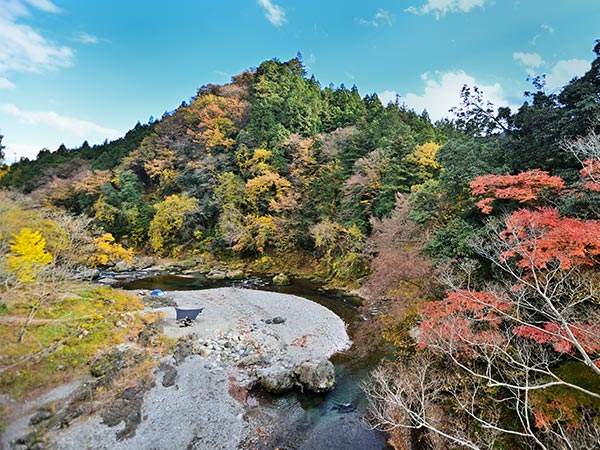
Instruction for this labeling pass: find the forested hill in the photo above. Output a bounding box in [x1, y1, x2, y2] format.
[0, 56, 449, 277]
[2, 41, 600, 449]
[2, 46, 600, 281]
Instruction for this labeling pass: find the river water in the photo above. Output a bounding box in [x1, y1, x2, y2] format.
[117, 273, 391, 450]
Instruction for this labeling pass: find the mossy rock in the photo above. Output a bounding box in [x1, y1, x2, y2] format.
[272, 273, 291, 286]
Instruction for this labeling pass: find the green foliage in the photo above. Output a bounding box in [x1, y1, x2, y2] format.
[149, 193, 198, 254]
[425, 218, 479, 263]
[0, 285, 144, 399]
[311, 219, 368, 280]
[93, 171, 153, 244]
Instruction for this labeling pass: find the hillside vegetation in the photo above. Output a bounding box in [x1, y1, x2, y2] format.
[1, 41, 600, 449]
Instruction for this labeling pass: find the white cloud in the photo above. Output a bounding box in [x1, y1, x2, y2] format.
[380, 70, 512, 122]
[3, 142, 45, 162]
[406, 0, 489, 17]
[359, 8, 393, 27]
[545, 59, 590, 91]
[257, 0, 286, 27]
[530, 24, 555, 46]
[0, 77, 16, 89]
[72, 31, 100, 44]
[378, 90, 400, 105]
[0, 0, 73, 84]
[541, 23, 555, 33]
[1, 103, 122, 152]
[513, 52, 544, 68]
[24, 0, 60, 13]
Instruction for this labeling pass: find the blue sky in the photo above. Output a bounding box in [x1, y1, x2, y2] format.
[0, 0, 598, 162]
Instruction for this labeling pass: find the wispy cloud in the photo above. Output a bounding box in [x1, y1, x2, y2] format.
[0, 77, 16, 89]
[380, 70, 513, 121]
[406, 0, 489, 17]
[541, 23, 555, 33]
[513, 52, 544, 68]
[0, 0, 73, 86]
[358, 8, 393, 27]
[257, 0, 286, 27]
[1, 103, 122, 141]
[530, 23, 556, 46]
[72, 31, 102, 44]
[23, 0, 60, 13]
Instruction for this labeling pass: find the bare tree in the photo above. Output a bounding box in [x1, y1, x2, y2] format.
[366, 220, 600, 449]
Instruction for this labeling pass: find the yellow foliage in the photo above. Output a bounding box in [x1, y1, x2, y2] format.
[406, 141, 441, 179]
[0, 202, 69, 255]
[0, 163, 8, 180]
[246, 171, 292, 212]
[91, 233, 133, 266]
[5, 228, 53, 283]
[148, 193, 198, 254]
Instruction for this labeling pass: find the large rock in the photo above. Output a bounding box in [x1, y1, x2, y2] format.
[76, 268, 100, 280]
[133, 256, 155, 270]
[272, 273, 290, 286]
[226, 269, 245, 280]
[257, 365, 296, 393]
[114, 260, 133, 272]
[294, 359, 336, 393]
[206, 269, 227, 280]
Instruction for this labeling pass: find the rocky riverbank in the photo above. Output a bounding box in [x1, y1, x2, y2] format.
[5, 288, 352, 450]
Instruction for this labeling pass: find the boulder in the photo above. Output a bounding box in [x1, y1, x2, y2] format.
[226, 269, 245, 280]
[76, 268, 100, 280]
[179, 260, 197, 269]
[206, 269, 227, 280]
[114, 260, 133, 272]
[294, 359, 336, 393]
[272, 273, 291, 286]
[257, 365, 296, 393]
[133, 256, 155, 270]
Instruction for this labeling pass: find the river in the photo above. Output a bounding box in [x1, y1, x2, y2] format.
[116, 272, 392, 450]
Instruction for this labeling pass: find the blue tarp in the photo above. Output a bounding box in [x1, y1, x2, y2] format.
[150, 289, 166, 296]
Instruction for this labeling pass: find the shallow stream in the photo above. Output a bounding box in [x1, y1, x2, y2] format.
[117, 273, 391, 450]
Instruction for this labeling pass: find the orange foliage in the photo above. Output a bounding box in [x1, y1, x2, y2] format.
[580, 158, 600, 192]
[187, 94, 249, 153]
[418, 289, 512, 357]
[500, 207, 600, 270]
[470, 169, 564, 214]
[513, 322, 600, 355]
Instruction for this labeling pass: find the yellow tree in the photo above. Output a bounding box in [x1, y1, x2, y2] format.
[5, 228, 53, 283]
[405, 141, 441, 181]
[149, 193, 198, 254]
[90, 233, 133, 266]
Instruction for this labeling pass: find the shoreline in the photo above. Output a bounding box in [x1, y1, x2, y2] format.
[24, 287, 352, 450]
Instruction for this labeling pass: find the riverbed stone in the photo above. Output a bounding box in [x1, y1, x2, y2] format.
[114, 260, 133, 272]
[294, 359, 336, 393]
[227, 269, 245, 280]
[76, 268, 100, 280]
[257, 365, 296, 393]
[133, 256, 154, 270]
[207, 269, 227, 280]
[272, 273, 291, 286]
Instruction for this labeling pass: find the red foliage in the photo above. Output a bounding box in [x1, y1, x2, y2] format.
[470, 169, 564, 214]
[418, 290, 512, 357]
[514, 322, 600, 355]
[500, 208, 600, 270]
[580, 158, 600, 192]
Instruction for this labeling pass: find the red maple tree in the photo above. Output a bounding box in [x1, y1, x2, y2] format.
[500, 207, 600, 270]
[470, 169, 564, 214]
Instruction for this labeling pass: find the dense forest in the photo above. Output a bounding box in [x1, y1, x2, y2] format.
[1, 40, 600, 449]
